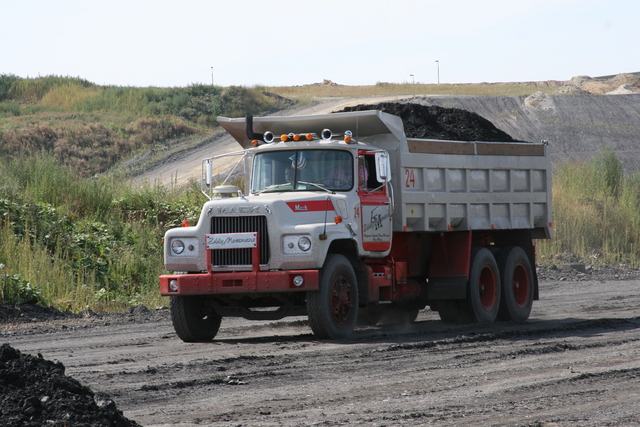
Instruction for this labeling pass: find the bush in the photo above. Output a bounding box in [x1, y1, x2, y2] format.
[0, 264, 46, 305]
[125, 117, 200, 148]
[0, 101, 20, 117]
[0, 74, 20, 101]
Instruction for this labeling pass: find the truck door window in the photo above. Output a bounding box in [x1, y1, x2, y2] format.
[359, 153, 383, 192]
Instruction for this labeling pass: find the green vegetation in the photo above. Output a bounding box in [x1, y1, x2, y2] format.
[0, 154, 210, 311]
[538, 147, 640, 267]
[0, 74, 286, 178]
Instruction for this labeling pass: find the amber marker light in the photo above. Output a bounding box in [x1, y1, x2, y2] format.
[344, 135, 352, 143]
[293, 134, 301, 141]
[305, 133, 313, 140]
[334, 215, 343, 224]
[251, 140, 259, 146]
[281, 134, 288, 142]
[182, 220, 190, 227]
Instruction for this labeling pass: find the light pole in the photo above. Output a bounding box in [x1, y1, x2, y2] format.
[410, 74, 414, 84]
[435, 60, 440, 84]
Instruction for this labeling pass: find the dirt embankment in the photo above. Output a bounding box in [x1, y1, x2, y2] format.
[413, 92, 640, 171]
[134, 74, 640, 188]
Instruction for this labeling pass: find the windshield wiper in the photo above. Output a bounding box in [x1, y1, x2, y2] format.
[298, 181, 334, 194]
[255, 183, 293, 194]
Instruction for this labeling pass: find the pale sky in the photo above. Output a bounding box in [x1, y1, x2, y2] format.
[1, 0, 638, 88]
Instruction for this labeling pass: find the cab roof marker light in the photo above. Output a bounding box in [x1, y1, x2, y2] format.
[344, 130, 354, 143]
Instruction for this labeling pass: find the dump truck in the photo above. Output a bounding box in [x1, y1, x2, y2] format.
[160, 110, 552, 341]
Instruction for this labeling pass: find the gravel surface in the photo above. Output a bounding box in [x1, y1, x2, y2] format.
[3, 272, 640, 426]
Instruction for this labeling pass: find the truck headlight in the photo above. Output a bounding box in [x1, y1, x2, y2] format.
[167, 237, 199, 257]
[283, 235, 313, 254]
[171, 239, 185, 254]
[298, 237, 312, 251]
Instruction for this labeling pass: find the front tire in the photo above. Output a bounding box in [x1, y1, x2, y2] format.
[170, 295, 222, 342]
[307, 254, 359, 340]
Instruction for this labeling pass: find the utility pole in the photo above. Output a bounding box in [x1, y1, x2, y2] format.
[211, 67, 214, 86]
[410, 74, 414, 84]
[435, 60, 440, 84]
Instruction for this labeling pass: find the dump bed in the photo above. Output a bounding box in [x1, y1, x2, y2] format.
[396, 138, 551, 239]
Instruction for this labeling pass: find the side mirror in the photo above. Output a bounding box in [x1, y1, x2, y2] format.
[375, 152, 391, 182]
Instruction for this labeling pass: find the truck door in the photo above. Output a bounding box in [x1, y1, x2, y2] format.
[358, 151, 392, 252]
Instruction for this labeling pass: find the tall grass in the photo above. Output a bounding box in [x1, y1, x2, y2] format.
[0, 154, 203, 311]
[41, 85, 100, 110]
[11, 75, 95, 102]
[79, 86, 151, 116]
[538, 148, 640, 267]
[2, 154, 116, 218]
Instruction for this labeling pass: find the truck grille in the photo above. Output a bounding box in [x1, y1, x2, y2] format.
[210, 216, 270, 266]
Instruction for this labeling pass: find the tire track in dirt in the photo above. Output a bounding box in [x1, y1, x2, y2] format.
[5, 278, 640, 426]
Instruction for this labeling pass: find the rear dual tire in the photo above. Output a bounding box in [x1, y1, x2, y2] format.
[497, 246, 534, 322]
[437, 247, 501, 324]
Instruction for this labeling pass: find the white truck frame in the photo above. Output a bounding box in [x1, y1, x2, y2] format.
[160, 110, 552, 340]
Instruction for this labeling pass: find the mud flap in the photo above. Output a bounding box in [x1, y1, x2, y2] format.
[426, 275, 468, 300]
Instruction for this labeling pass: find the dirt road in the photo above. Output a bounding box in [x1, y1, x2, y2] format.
[3, 273, 640, 426]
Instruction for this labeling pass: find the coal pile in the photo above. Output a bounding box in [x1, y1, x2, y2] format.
[0, 343, 140, 427]
[338, 102, 520, 142]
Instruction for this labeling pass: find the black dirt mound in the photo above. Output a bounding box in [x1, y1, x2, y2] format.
[338, 102, 520, 142]
[0, 343, 140, 427]
[0, 304, 79, 323]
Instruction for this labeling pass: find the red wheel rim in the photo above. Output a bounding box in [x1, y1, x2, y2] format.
[512, 262, 531, 307]
[330, 274, 353, 325]
[479, 264, 498, 311]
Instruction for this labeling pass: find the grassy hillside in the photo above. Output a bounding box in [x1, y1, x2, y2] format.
[0, 74, 289, 178]
[1, 74, 638, 312]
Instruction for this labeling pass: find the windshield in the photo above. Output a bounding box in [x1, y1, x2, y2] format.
[251, 149, 353, 193]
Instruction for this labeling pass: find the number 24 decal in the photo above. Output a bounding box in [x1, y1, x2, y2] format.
[405, 169, 416, 188]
